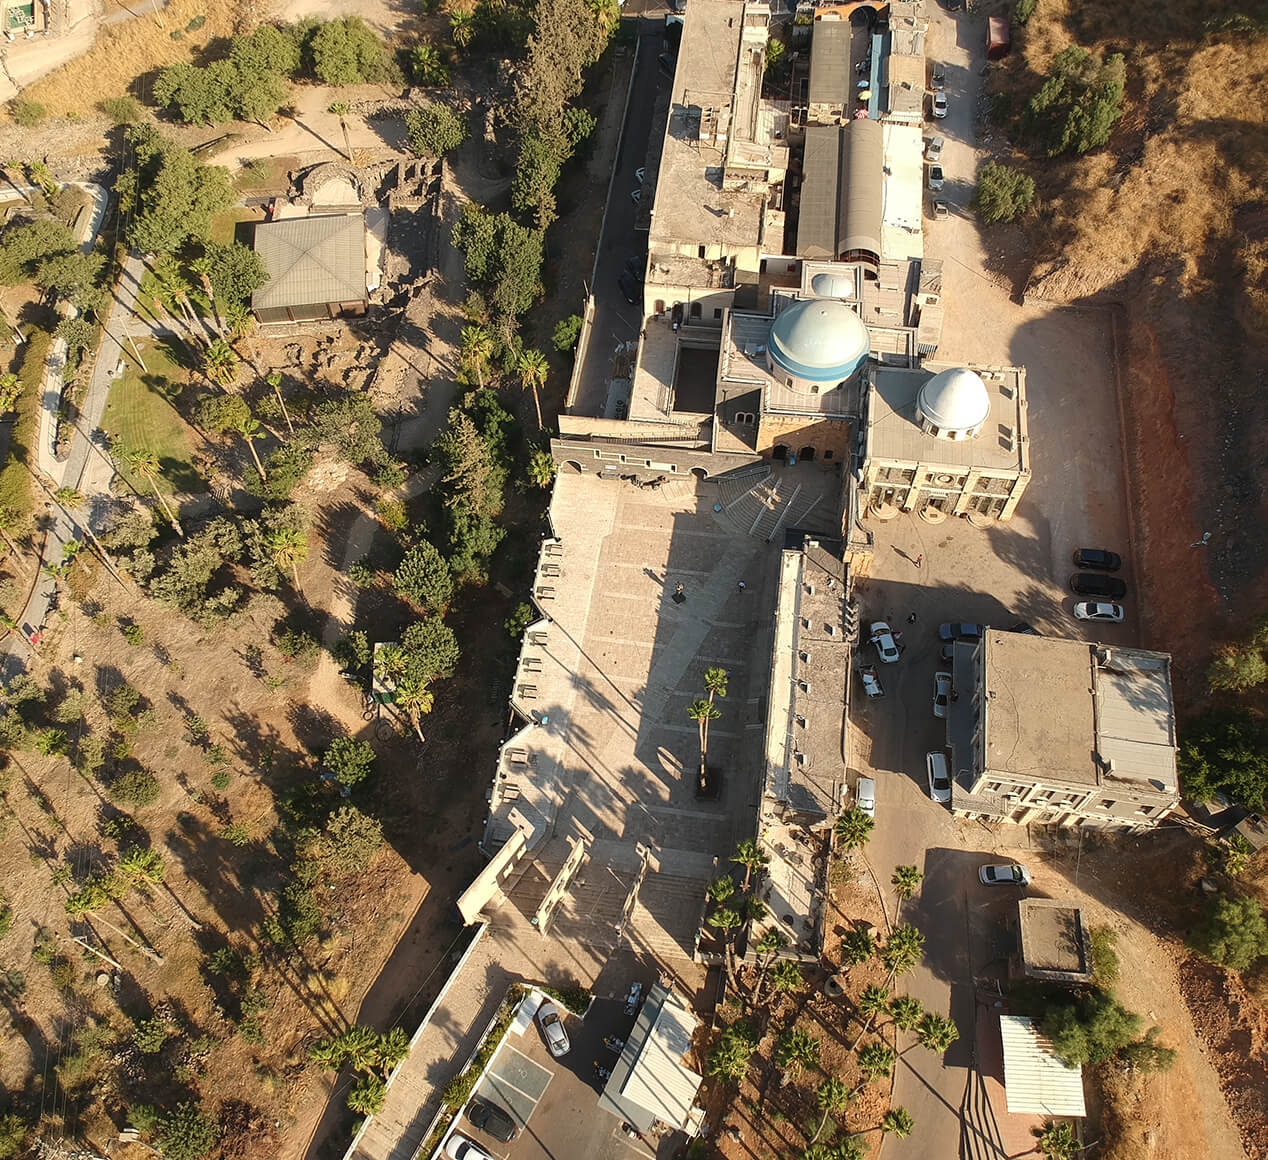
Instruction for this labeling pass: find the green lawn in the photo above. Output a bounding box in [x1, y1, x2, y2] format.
[100, 339, 206, 497]
[209, 207, 263, 246]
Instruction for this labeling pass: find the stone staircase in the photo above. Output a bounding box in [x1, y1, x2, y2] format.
[626, 870, 711, 961]
[716, 468, 837, 541]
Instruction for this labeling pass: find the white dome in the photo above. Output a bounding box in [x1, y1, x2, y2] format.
[916, 367, 990, 436]
[768, 299, 869, 384]
[810, 272, 854, 299]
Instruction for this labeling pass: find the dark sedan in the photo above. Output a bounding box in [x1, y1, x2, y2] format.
[465, 1099, 518, 1143]
[938, 622, 984, 642]
[1070, 573, 1127, 599]
[1072, 548, 1122, 572]
[617, 271, 638, 304]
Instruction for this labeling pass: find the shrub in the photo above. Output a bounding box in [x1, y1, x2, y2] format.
[505, 602, 534, 639]
[303, 805, 384, 875]
[110, 768, 160, 807]
[10, 99, 47, 127]
[122, 623, 145, 646]
[405, 102, 467, 158]
[1191, 895, 1268, 970]
[309, 17, 390, 85]
[157, 1102, 218, 1160]
[100, 95, 144, 123]
[210, 769, 231, 791]
[246, 442, 314, 501]
[220, 822, 251, 846]
[376, 498, 407, 531]
[1208, 644, 1268, 692]
[1180, 709, 1268, 810]
[105, 682, 141, 719]
[1015, 0, 1037, 23]
[372, 459, 405, 489]
[1089, 926, 1120, 989]
[332, 630, 372, 670]
[1020, 45, 1126, 157]
[35, 729, 69, 757]
[322, 736, 376, 788]
[275, 627, 319, 663]
[971, 162, 1036, 224]
[133, 1017, 173, 1054]
[348, 558, 377, 587]
[543, 985, 590, 1015]
[552, 314, 583, 353]
[393, 540, 454, 612]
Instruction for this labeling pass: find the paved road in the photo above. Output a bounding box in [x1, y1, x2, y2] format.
[570, 20, 665, 417]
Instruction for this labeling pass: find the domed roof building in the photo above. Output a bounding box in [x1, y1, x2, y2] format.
[767, 299, 870, 392]
[915, 367, 991, 440]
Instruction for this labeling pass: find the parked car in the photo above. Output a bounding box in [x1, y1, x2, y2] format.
[537, 1000, 570, 1058]
[932, 671, 952, 718]
[856, 777, 876, 817]
[931, 92, 948, 119]
[938, 622, 983, 642]
[1072, 548, 1122, 572]
[625, 255, 645, 283]
[931, 66, 946, 92]
[979, 863, 1031, 887]
[445, 1136, 495, 1160]
[932, 198, 949, 220]
[926, 750, 951, 804]
[858, 665, 884, 698]
[466, 1100, 518, 1143]
[1070, 573, 1127, 599]
[1074, 601, 1125, 623]
[927, 164, 945, 191]
[624, 981, 643, 1016]
[617, 271, 638, 304]
[940, 641, 956, 663]
[870, 621, 901, 663]
[925, 135, 944, 162]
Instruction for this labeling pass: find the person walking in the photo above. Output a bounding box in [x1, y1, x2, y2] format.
[737, 580, 746, 592]
[915, 553, 924, 569]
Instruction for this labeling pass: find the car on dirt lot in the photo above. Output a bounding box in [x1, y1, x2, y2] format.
[932, 199, 949, 219]
[466, 1100, 518, 1143]
[859, 665, 884, 698]
[445, 1135, 495, 1160]
[1072, 548, 1122, 571]
[932, 671, 952, 718]
[979, 863, 1031, 887]
[926, 750, 952, 804]
[537, 1000, 570, 1058]
[925, 135, 944, 162]
[938, 622, 983, 643]
[1074, 601, 1125, 623]
[870, 621, 901, 663]
[931, 92, 948, 118]
[1070, 573, 1127, 599]
[927, 164, 945, 191]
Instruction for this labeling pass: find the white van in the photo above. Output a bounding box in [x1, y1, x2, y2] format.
[856, 777, 876, 817]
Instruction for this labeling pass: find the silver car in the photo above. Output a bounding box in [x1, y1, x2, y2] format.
[1073, 601, 1124, 623]
[537, 1000, 570, 1058]
[932, 672, 952, 719]
[979, 863, 1031, 887]
[869, 621, 901, 664]
[925, 135, 944, 162]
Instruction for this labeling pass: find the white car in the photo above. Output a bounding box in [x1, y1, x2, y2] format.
[1074, 601, 1124, 623]
[444, 1136, 495, 1160]
[925, 135, 944, 162]
[869, 621, 900, 664]
[926, 751, 951, 804]
[931, 92, 948, 119]
[537, 1000, 570, 1058]
[858, 665, 884, 698]
[979, 863, 1031, 887]
[932, 671, 952, 719]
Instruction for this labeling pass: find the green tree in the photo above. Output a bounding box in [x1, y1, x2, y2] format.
[435, 409, 499, 515]
[732, 836, 768, 891]
[231, 23, 302, 77]
[205, 241, 269, 308]
[460, 324, 494, 388]
[889, 994, 924, 1032]
[115, 126, 234, 255]
[405, 103, 467, 159]
[840, 927, 875, 966]
[706, 1021, 758, 1083]
[971, 162, 1036, 224]
[552, 314, 582, 353]
[264, 523, 308, 596]
[916, 1012, 959, 1055]
[451, 203, 544, 319]
[157, 1102, 218, 1160]
[855, 1041, 895, 1083]
[891, 864, 922, 911]
[322, 736, 376, 788]
[773, 1026, 820, 1078]
[768, 958, 803, 996]
[1179, 709, 1268, 810]
[527, 448, 556, 489]
[1020, 45, 1126, 157]
[394, 541, 454, 612]
[880, 924, 925, 980]
[202, 338, 239, 386]
[410, 42, 450, 87]
[0, 217, 76, 284]
[882, 1107, 915, 1137]
[347, 1073, 387, 1116]
[1209, 645, 1268, 692]
[834, 806, 873, 852]
[36, 250, 106, 310]
[1117, 1025, 1176, 1074]
[117, 445, 182, 535]
[513, 0, 612, 135]
[1191, 894, 1268, 970]
[1037, 990, 1142, 1066]
[687, 698, 721, 774]
[811, 1076, 850, 1143]
[310, 17, 389, 85]
[1033, 1120, 1079, 1160]
[516, 348, 548, 429]
[511, 130, 563, 228]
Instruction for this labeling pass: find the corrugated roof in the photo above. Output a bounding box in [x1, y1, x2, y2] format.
[799, 126, 841, 259]
[619, 989, 703, 1130]
[999, 1015, 1086, 1117]
[840, 118, 882, 258]
[1095, 654, 1177, 790]
[252, 213, 367, 310]
[808, 20, 851, 107]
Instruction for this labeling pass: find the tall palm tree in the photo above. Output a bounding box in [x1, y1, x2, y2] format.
[810, 1077, 850, 1144]
[265, 524, 308, 595]
[880, 923, 926, 984]
[854, 1041, 895, 1085]
[328, 101, 355, 163]
[733, 837, 769, 892]
[767, 959, 802, 997]
[840, 927, 875, 967]
[833, 806, 874, 853]
[394, 674, 433, 743]
[119, 446, 182, 536]
[708, 905, 742, 981]
[52, 485, 123, 585]
[515, 348, 548, 429]
[203, 338, 239, 387]
[460, 325, 493, 388]
[891, 864, 922, 918]
[233, 412, 268, 480]
[704, 665, 728, 706]
[687, 697, 721, 781]
[266, 372, 294, 436]
[915, 1012, 959, 1056]
[188, 256, 225, 338]
[450, 9, 474, 48]
[750, 928, 786, 1006]
[707, 874, 735, 904]
[154, 257, 206, 346]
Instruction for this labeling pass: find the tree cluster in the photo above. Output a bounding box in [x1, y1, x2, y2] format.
[1179, 708, 1268, 811]
[405, 102, 468, 159]
[1020, 45, 1126, 157]
[309, 1024, 409, 1115]
[971, 162, 1036, 224]
[452, 202, 544, 321]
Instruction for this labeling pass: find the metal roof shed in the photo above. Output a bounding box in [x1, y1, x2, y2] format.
[252, 213, 369, 324]
[999, 1015, 1086, 1117]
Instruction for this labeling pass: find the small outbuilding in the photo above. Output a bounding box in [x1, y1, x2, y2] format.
[987, 15, 1011, 60]
[252, 212, 370, 324]
[999, 1015, 1086, 1117]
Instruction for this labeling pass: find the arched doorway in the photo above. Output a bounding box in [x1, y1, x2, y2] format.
[562, 460, 584, 474]
[772, 444, 788, 461]
[691, 467, 708, 481]
[799, 446, 816, 463]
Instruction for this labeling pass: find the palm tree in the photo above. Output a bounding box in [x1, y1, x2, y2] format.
[154, 256, 206, 346]
[739, 896, 766, 925]
[915, 1012, 959, 1055]
[767, 959, 803, 997]
[855, 1041, 895, 1084]
[346, 1074, 386, 1116]
[707, 874, 736, 904]
[810, 1076, 850, 1144]
[450, 9, 474, 48]
[708, 905, 742, 981]
[119, 446, 182, 535]
[834, 806, 874, 852]
[891, 865, 922, 916]
[733, 837, 769, 892]
[516, 348, 548, 429]
[687, 697, 721, 781]
[329, 101, 355, 163]
[52, 485, 123, 585]
[527, 448, 556, 489]
[188, 256, 224, 338]
[889, 994, 924, 1032]
[840, 928, 875, 967]
[848, 983, 891, 1052]
[704, 664, 728, 706]
[233, 412, 268, 480]
[881, 1107, 915, 1138]
[266, 372, 294, 436]
[880, 923, 926, 983]
[203, 338, 239, 386]
[751, 928, 786, 1004]
[460, 324, 493, 387]
[265, 524, 308, 595]
[394, 674, 433, 743]
[773, 1026, 820, 1080]
[1033, 1120, 1081, 1160]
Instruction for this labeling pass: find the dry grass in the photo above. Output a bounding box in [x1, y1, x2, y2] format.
[17, 0, 248, 117]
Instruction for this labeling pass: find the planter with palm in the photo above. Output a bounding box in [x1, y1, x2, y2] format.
[516, 348, 548, 430]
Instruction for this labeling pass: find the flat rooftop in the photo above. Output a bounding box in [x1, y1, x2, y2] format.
[866, 362, 1028, 471]
[880, 121, 923, 261]
[808, 19, 851, 108]
[650, 0, 785, 254]
[1017, 899, 1091, 980]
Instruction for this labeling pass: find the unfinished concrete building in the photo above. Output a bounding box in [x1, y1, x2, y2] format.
[1011, 899, 1094, 985]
